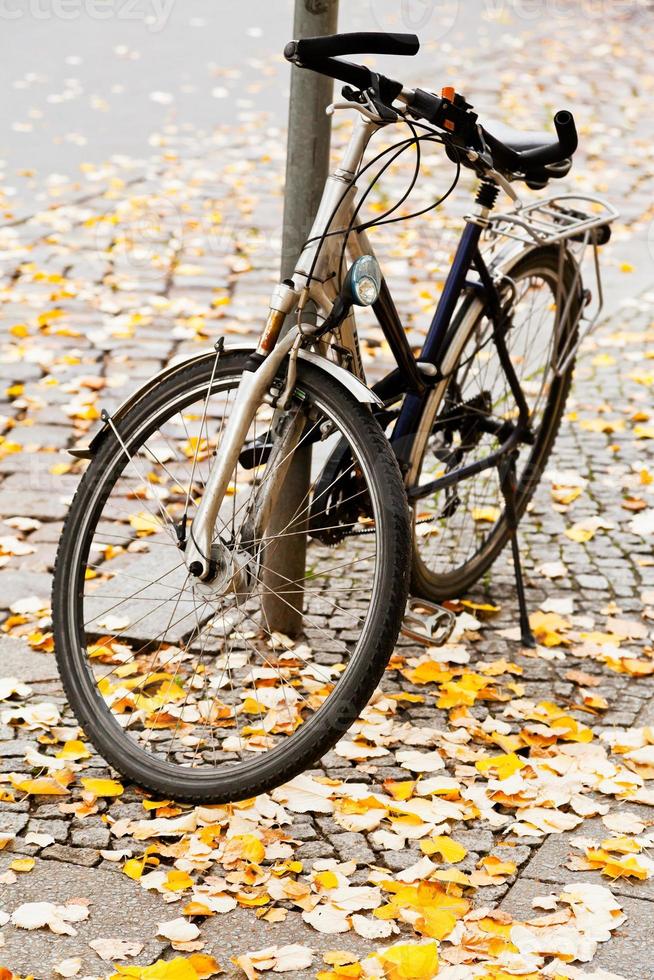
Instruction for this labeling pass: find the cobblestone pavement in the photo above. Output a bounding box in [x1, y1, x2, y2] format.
[1, 3, 654, 979]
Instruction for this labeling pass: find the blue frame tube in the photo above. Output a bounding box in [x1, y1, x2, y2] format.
[391, 219, 484, 455]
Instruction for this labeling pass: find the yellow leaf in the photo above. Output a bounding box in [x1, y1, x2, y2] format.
[241, 697, 267, 715]
[477, 855, 517, 879]
[142, 799, 172, 811]
[164, 869, 194, 892]
[223, 833, 265, 865]
[56, 740, 90, 761]
[197, 825, 222, 848]
[71, 403, 101, 421]
[315, 870, 339, 890]
[383, 779, 416, 802]
[123, 847, 159, 881]
[123, 858, 147, 881]
[460, 599, 501, 614]
[10, 857, 35, 873]
[236, 890, 270, 908]
[437, 672, 490, 709]
[405, 661, 446, 685]
[183, 901, 214, 918]
[579, 417, 624, 434]
[585, 847, 650, 880]
[476, 752, 526, 781]
[471, 506, 501, 523]
[430, 868, 469, 886]
[111, 957, 200, 979]
[601, 836, 641, 854]
[416, 907, 457, 940]
[551, 486, 582, 506]
[420, 835, 467, 863]
[37, 309, 65, 327]
[129, 511, 162, 537]
[377, 941, 439, 980]
[13, 775, 70, 796]
[527, 702, 593, 743]
[187, 954, 222, 978]
[565, 523, 595, 543]
[9, 324, 29, 338]
[620, 262, 634, 273]
[5, 384, 24, 399]
[81, 777, 124, 797]
[28, 631, 55, 652]
[529, 611, 570, 647]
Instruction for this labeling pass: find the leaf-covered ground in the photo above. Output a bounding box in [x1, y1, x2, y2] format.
[1, 3, 654, 979]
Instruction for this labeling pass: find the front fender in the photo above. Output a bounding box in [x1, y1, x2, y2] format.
[296, 349, 382, 408]
[69, 342, 382, 459]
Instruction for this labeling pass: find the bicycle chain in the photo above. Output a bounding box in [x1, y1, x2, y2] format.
[336, 503, 448, 539]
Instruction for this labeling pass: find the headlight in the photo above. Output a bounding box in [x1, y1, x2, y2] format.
[346, 255, 381, 307]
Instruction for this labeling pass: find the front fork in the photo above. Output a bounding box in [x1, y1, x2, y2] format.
[184, 300, 300, 581]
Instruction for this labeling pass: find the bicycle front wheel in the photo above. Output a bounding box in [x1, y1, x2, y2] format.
[53, 350, 410, 803]
[411, 245, 582, 601]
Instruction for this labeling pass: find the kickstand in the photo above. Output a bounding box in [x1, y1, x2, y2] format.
[499, 452, 536, 649]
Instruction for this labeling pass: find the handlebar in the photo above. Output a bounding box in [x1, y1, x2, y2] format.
[284, 33, 578, 182]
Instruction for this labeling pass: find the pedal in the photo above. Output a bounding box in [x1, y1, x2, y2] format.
[401, 598, 456, 647]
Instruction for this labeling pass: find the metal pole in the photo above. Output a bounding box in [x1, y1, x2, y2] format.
[263, 0, 339, 636]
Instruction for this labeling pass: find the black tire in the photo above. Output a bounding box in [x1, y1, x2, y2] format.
[53, 351, 410, 803]
[411, 245, 581, 602]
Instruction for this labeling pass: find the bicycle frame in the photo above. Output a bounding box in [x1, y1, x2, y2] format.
[184, 108, 613, 580]
[278, 112, 536, 498]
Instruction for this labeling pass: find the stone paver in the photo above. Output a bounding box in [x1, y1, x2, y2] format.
[518, 812, 654, 902]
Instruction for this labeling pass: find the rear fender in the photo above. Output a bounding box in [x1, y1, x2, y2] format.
[69, 343, 382, 460]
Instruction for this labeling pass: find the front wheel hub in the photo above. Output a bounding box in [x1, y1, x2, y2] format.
[190, 543, 254, 601]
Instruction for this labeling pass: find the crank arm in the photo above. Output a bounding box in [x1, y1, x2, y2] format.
[185, 329, 298, 580]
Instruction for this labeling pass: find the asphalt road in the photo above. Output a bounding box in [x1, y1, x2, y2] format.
[0, 0, 545, 181]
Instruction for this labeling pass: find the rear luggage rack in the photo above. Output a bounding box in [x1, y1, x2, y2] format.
[485, 194, 618, 247]
[485, 194, 619, 377]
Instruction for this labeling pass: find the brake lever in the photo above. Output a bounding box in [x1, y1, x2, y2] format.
[327, 102, 386, 124]
[365, 72, 399, 123]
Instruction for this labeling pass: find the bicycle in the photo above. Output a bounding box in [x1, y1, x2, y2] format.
[53, 32, 616, 803]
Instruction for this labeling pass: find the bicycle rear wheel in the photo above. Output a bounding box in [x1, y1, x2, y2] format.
[53, 350, 410, 803]
[411, 245, 581, 602]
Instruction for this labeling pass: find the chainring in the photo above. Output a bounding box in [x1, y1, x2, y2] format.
[308, 436, 372, 545]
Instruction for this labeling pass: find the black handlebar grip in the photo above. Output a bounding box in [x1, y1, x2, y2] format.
[553, 109, 578, 157]
[520, 109, 578, 167]
[294, 32, 419, 61]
